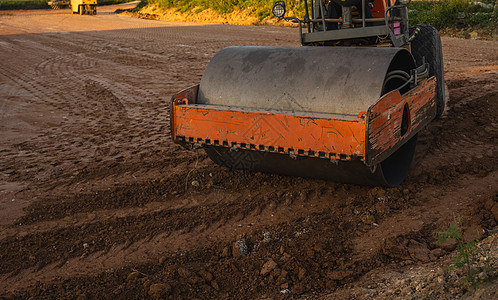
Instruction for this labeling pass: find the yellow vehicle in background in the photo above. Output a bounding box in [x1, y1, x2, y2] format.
[71, 0, 97, 15]
[48, 0, 70, 9]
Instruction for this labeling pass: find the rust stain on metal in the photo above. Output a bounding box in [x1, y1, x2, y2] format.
[172, 105, 366, 158]
[367, 77, 437, 165]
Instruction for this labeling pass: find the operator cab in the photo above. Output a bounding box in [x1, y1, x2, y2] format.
[272, 0, 412, 47]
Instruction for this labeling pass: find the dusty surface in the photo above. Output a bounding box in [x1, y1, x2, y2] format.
[0, 3, 497, 299]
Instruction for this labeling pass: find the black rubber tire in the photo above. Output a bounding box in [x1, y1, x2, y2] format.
[204, 134, 418, 187]
[409, 25, 445, 118]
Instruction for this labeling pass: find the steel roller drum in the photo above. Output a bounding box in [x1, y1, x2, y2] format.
[199, 46, 418, 186]
[198, 46, 415, 115]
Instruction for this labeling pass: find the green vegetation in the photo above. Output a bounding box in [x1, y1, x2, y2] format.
[409, 0, 497, 29]
[98, 0, 136, 6]
[146, 0, 497, 28]
[0, 0, 49, 10]
[434, 221, 495, 288]
[148, 0, 305, 20]
[3, 0, 495, 30]
[0, 0, 134, 10]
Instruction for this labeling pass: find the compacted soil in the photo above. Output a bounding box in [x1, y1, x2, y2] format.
[0, 3, 497, 299]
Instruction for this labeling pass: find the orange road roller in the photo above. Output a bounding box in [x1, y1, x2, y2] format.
[171, 0, 445, 187]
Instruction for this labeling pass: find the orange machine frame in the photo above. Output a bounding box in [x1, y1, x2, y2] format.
[171, 77, 436, 167]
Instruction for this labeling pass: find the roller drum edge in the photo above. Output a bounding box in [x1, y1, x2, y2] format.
[205, 134, 417, 187]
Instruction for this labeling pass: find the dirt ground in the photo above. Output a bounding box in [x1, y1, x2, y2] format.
[0, 3, 497, 299]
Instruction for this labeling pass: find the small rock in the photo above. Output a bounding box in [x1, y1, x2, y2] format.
[484, 198, 495, 210]
[263, 232, 271, 243]
[407, 239, 431, 262]
[293, 282, 306, 294]
[261, 258, 277, 275]
[148, 283, 171, 299]
[327, 270, 353, 281]
[177, 267, 192, 278]
[210, 280, 219, 291]
[369, 187, 386, 198]
[142, 280, 151, 292]
[375, 202, 390, 217]
[306, 247, 314, 258]
[440, 238, 457, 252]
[187, 274, 203, 285]
[191, 180, 200, 187]
[360, 212, 376, 224]
[233, 238, 248, 257]
[277, 271, 290, 285]
[491, 204, 498, 223]
[430, 248, 445, 258]
[298, 267, 306, 280]
[127, 271, 141, 281]
[113, 285, 123, 295]
[314, 242, 325, 253]
[198, 270, 213, 282]
[478, 272, 488, 280]
[76, 294, 87, 300]
[280, 269, 288, 278]
[463, 225, 483, 242]
[280, 288, 290, 294]
[221, 246, 231, 258]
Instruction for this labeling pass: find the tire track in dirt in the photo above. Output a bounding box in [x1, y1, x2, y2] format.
[0, 30, 183, 192]
[0, 174, 305, 275]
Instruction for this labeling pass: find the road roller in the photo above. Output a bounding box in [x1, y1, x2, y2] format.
[170, 0, 445, 187]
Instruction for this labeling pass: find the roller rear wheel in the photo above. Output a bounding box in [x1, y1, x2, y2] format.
[410, 25, 445, 118]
